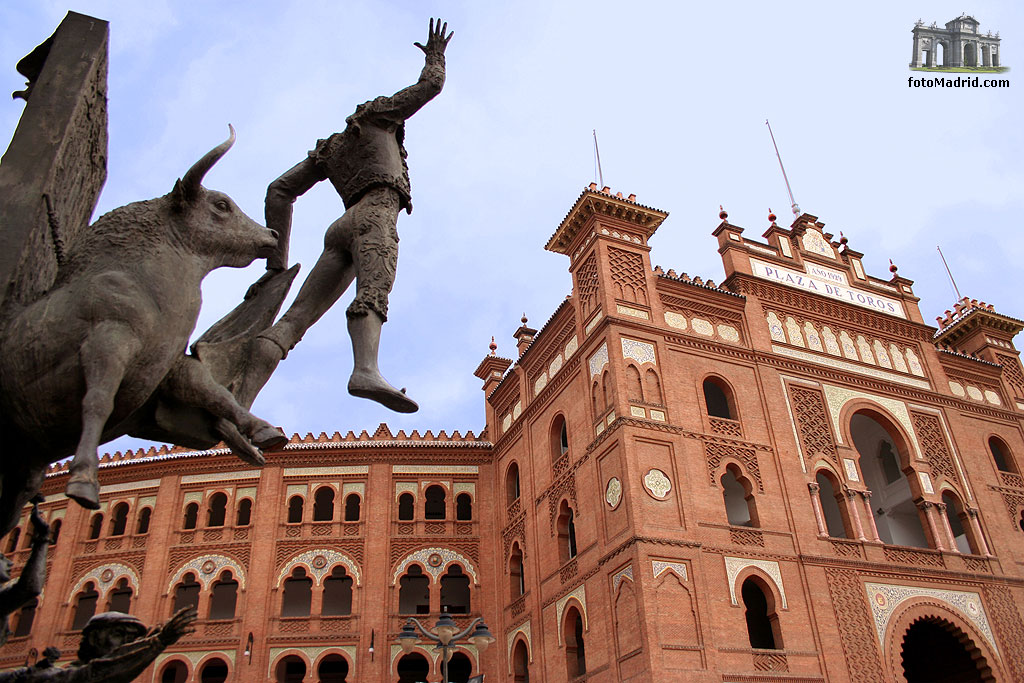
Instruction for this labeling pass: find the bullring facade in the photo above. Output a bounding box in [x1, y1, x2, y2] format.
[2, 185, 1024, 681]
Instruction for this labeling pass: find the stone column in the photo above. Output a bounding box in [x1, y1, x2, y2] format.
[967, 508, 992, 556]
[911, 34, 921, 67]
[860, 490, 882, 542]
[936, 502, 958, 553]
[845, 489, 867, 541]
[919, 501, 945, 550]
[808, 483, 828, 537]
[311, 582, 324, 616]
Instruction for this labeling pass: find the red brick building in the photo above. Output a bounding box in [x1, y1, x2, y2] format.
[3, 185, 1024, 681]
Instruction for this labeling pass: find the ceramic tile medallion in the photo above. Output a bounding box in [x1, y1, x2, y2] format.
[605, 477, 622, 508]
[643, 468, 671, 499]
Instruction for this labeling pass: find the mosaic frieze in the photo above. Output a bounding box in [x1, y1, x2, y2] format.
[70, 562, 139, 601]
[392, 465, 479, 474]
[652, 560, 688, 581]
[589, 342, 609, 378]
[612, 564, 634, 591]
[621, 338, 656, 366]
[865, 582, 997, 655]
[168, 554, 246, 591]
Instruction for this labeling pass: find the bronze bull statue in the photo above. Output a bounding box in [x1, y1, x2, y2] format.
[0, 127, 286, 531]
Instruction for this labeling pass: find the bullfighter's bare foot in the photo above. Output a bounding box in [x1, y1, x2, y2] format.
[348, 370, 418, 413]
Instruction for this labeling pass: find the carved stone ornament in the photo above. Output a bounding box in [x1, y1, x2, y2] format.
[605, 477, 622, 508]
[643, 469, 672, 499]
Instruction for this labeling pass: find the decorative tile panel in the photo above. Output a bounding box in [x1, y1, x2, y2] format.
[155, 651, 235, 672]
[168, 554, 246, 591]
[183, 491, 204, 505]
[277, 549, 361, 586]
[890, 343, 908, 372]
[949, 381, 966, 397]
[512, 401, 522, 419]
[718, 325, 740, 343]
[822, 385, 918, 454]
[395, 482, 418, 500]
[138, 495, 158, 507]
[643, 469, 672, 499]
[270, 647, 350, 677]
[585, 310, 604, 335]
[967, 385, 984, 401]
[650, 410, 666, 421]
[839, 331, 858, 359]
[564, 335, 579, 357]
[99, 480, 159, 493]
[533, 372, 548, 396]
[453, 483, 476, 497]
[785, 317, 804, 347]
[182, 470, 260, 483]
[70, 563, 139, 601]
[665, 311, 688, 330]
[630, 406, 646, 418]
[616, 304, 650, 320]
[621, 338, 656, 366]
[392, 466, 479, 474]
[873, 340, 892, 368]
[612, 564, 634, 590]
[392, 548, 478, 585]
[984, 390, 1001, 405]
[802, 228, 835, 257]
[652, 561, 688, 581]
[766, 313, 786, 342]
[506, 620, 532, 665]
[605, 478, 622, 508]
[822, 327, 841, 356]
[865, 582, 997, 654]
[285, 484, 306, 497]
[905, 349, 924, 376]
[342, 482, 365, 497]
[235, 488, 256, 500]
[918, 471, 934, 495]
[283, 466, 367, 477]
[804, 322, 823, 352]
[549, 354, 563, 376]
[773, 346, 930, 390]
[691, 318, 714, 336]
[724, 556, 787, 609]
[589, 342, 609, 378]
[843, 458, 860, 482]
[556, 584, 588, 643]
[856, 336, 875, 365]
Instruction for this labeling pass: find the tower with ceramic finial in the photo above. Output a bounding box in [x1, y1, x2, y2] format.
[474, 336, 512, 434]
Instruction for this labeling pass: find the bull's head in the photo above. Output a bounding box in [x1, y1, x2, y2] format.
[171, 125, 278, 267]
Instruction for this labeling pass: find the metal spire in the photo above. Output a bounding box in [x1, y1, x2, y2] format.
[593, 129, 604, 188]
[937, 245, 962, 301]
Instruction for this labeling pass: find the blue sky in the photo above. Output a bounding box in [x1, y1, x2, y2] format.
[3, 1, 1022, 454]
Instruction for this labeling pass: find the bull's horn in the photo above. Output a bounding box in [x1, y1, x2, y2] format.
[181, 124, 236, 198]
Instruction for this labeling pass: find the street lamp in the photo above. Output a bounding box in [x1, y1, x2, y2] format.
[396, 613, 496, 683]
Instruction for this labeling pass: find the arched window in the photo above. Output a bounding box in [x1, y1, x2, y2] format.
[160, 661, 188, 683]
[287, 496, 304, 524]
[207, 492, 228, 527]
[456, 493, 472, 521]
[235, 499, 252, 526]
[209, 570, 238, 620]
[506, 462, 521, 505]
[199, 658, 229, 683]
[323, 565, 353, 616]
[5, 527, 19, 553]
[398, 564, 430, 614]
[182, 503, 198, 530]
[313, 487, 335, 522]
[12, 597, 36, 637]
[109, 503, 129, 536]
[601, 370, 613, 409]
[626, 364, 643, 402]
[442, 651, 473, 683]
[942, 492, 980, 555]
[172, 573, 201, 614]
[551, 416, 569, 462]
[509, 543, 525, 599]
[564, 606, 587, 678]
[591, 381, 600, 416]
[557, 501, 578, 562]
[852, 412, 929, 548]
[703, 377, 735, 419]
[424, 485, 446, 520]
[721, 465, 758, 528]
[398, 493, 414, 521]
[344, 494, 361, 522]
[88, 513, 103, 539]
[71, 582, 99, 630]
[815, 471, 849, 538]
[440, 565, 470, 614]
[50, 519, 62, 547]
[136, 508, 151, 535]
[989, 437, 1015, 473]
[741, 577, 782, 649]
[645, 368, 663, 404]
[512, 639, 530, 683]
[396, 653, 430, 683]
[274, 656, 305, 683]
[281, 567, 312, 617]
[106, 577, 133, 613]
[317, 654, 349, 683]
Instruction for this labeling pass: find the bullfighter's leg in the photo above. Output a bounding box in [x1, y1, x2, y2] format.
[344, 188, 418, 413]
[67, 323, 142, 509]
[162, 356, 287, 465]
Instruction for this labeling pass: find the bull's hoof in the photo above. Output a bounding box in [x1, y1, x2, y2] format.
[66, 480, 100, 510]
[233, 444, 266, 467]
[252, 425, 288, 451]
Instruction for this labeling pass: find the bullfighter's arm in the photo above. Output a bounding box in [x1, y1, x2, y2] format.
[376, 18, 452, 121]
[0, 498, 48, 616]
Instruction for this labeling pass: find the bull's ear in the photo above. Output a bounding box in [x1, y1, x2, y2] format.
[171, 178, 187, 211]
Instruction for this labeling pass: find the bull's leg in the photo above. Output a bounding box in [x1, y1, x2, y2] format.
[162, 357, 286, 465]
[67, 326, 140, 509]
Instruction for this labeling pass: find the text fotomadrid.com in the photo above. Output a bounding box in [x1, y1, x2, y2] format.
[908, 76, 1009, 88]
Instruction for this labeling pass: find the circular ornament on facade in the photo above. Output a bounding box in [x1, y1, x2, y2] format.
[643, 469, 672, 499]
[427, 553, 443, 568]
[873, 592, 888, 609]
[605, 477, 622, 509]
[312, 555, 328, 569]
[966, 599, 980, 616]
[201, 560, 217, 575]
[100, 569, 114, 583]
